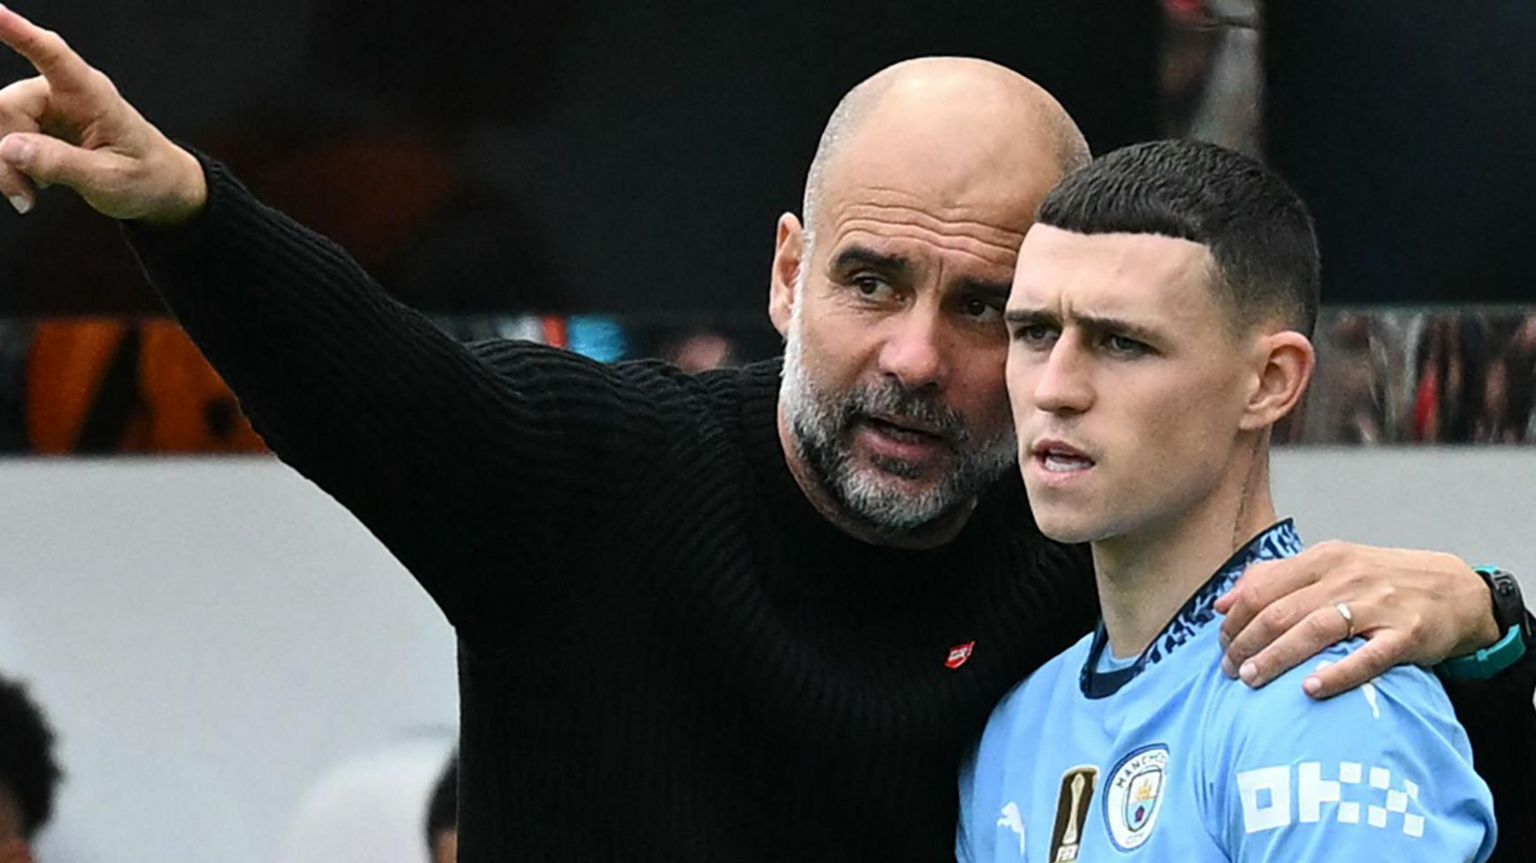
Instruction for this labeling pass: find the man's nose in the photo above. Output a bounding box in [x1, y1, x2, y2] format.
[877, 306, 947, 391]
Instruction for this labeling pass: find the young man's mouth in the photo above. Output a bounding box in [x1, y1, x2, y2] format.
[1031, 439, 1096, 476]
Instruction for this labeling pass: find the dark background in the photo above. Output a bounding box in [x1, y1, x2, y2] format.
[0, 0, 1533, 319]
[1265, 0, 1536, 306]
[0, 0, 1160, 320]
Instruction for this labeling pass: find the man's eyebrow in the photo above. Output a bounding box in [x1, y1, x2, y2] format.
[830, 245, 915, 277]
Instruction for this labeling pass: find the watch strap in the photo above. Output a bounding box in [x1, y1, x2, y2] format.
[1439, 623, 1529, 682]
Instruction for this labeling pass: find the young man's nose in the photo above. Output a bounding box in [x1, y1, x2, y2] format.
[1032, 334, 1094, 415]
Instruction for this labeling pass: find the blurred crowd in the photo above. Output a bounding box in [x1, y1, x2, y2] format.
[0, 316, 777, 455]
[1290, 310, 1536, 445]
[0, 309, 1532, 454]
[0, 0, 1521, 454]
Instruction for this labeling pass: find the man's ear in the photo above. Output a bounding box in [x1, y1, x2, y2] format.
[1239, 330, 1315, 431]
[769, 213, 804, 338]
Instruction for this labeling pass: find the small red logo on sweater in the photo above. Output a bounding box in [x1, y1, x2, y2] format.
[945, 641, 976, 670]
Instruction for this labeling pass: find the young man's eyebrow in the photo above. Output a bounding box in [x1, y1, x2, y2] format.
[1003, 307, 1162, 343]
[1004, 307, 1059, 326]
[1072, 312, 1163, 344]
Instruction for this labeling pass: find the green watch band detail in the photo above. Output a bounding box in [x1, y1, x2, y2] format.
[1439, 624, 1528, 682]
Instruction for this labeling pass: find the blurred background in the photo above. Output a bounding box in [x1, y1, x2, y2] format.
[0, 0, 1532, 860]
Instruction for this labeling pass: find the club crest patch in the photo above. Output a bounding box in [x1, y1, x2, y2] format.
[1048, 765, 1099, 861]
[1104, 744, 1169, 850]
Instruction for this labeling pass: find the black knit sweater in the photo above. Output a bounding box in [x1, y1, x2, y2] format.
[128, 158, 1536, 861]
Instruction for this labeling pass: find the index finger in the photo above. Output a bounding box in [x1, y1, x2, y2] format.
[0, 6, 96, 91]
[1215, 550, 1324, 644]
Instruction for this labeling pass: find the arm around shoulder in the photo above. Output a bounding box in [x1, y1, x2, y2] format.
[1438, 609, 1536, 863]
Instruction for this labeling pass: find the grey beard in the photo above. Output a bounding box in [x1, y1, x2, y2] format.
[780, 321, 1016, 536]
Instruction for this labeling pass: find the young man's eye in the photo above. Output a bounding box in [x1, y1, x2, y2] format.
[1013, 324, 1057, 345]
[1104, 334, 1150, 356]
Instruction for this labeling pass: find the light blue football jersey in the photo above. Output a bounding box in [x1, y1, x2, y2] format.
[958, 520, 1496, 862]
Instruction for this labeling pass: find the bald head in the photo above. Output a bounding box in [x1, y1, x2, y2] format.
[801, 57, 1089, 246]
[769, 60, 1089, 544]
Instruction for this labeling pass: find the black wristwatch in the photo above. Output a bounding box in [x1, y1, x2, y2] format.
[1440, 567, 1532, 681]
[1482, 567, 1532, 636]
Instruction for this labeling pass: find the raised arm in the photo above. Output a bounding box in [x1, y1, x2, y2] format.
[0, 7, 678, 635]
[0, 8, 205, 223]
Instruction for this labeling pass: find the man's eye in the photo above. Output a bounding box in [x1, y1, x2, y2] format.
[962, 297, 1004, 321]
[852, 276, 890, 297]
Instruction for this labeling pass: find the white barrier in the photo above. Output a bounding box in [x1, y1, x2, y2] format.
[0, 451, 1530, 861]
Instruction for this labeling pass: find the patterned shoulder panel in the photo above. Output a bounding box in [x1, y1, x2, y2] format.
[1081, 520, 1303, 698]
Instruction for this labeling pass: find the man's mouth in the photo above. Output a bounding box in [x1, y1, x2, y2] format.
[854, 414, 956, 468]
[864, 415, 950, 446]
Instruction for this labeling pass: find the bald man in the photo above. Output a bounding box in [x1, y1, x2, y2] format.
[1, 9, 1532, 861]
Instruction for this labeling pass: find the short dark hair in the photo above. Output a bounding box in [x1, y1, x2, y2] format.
[0, 674, 62, 839]
[1037, 139, 1320, 337]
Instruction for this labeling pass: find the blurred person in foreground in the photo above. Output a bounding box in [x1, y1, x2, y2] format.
[425, 753, 456, 863]
[0, 8, 1532, 860]
[274, 739, 455, 863]
[960, 140, 1495, 861]
[0, 673, 62, 863]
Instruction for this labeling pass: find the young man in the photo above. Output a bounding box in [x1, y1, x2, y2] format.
[959, 140, 1497, 861]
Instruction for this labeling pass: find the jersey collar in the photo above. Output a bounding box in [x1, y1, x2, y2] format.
[1079, 519, 1304, 699]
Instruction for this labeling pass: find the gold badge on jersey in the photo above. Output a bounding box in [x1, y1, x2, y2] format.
[1048, 765, 1099, 861]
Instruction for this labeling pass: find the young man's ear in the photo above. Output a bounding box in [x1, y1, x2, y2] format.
[1239, 330, 1315, 432]
[769, 213, 804, 338]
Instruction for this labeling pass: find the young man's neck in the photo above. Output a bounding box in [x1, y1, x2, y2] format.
[1093, 449, 1278, 659]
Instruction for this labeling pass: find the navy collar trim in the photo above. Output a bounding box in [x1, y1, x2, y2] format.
[1079, 519, 1303, 700]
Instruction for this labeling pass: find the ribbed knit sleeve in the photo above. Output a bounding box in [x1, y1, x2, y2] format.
[125, 155, 677, 634]
[1442, 626, 1536, 862]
